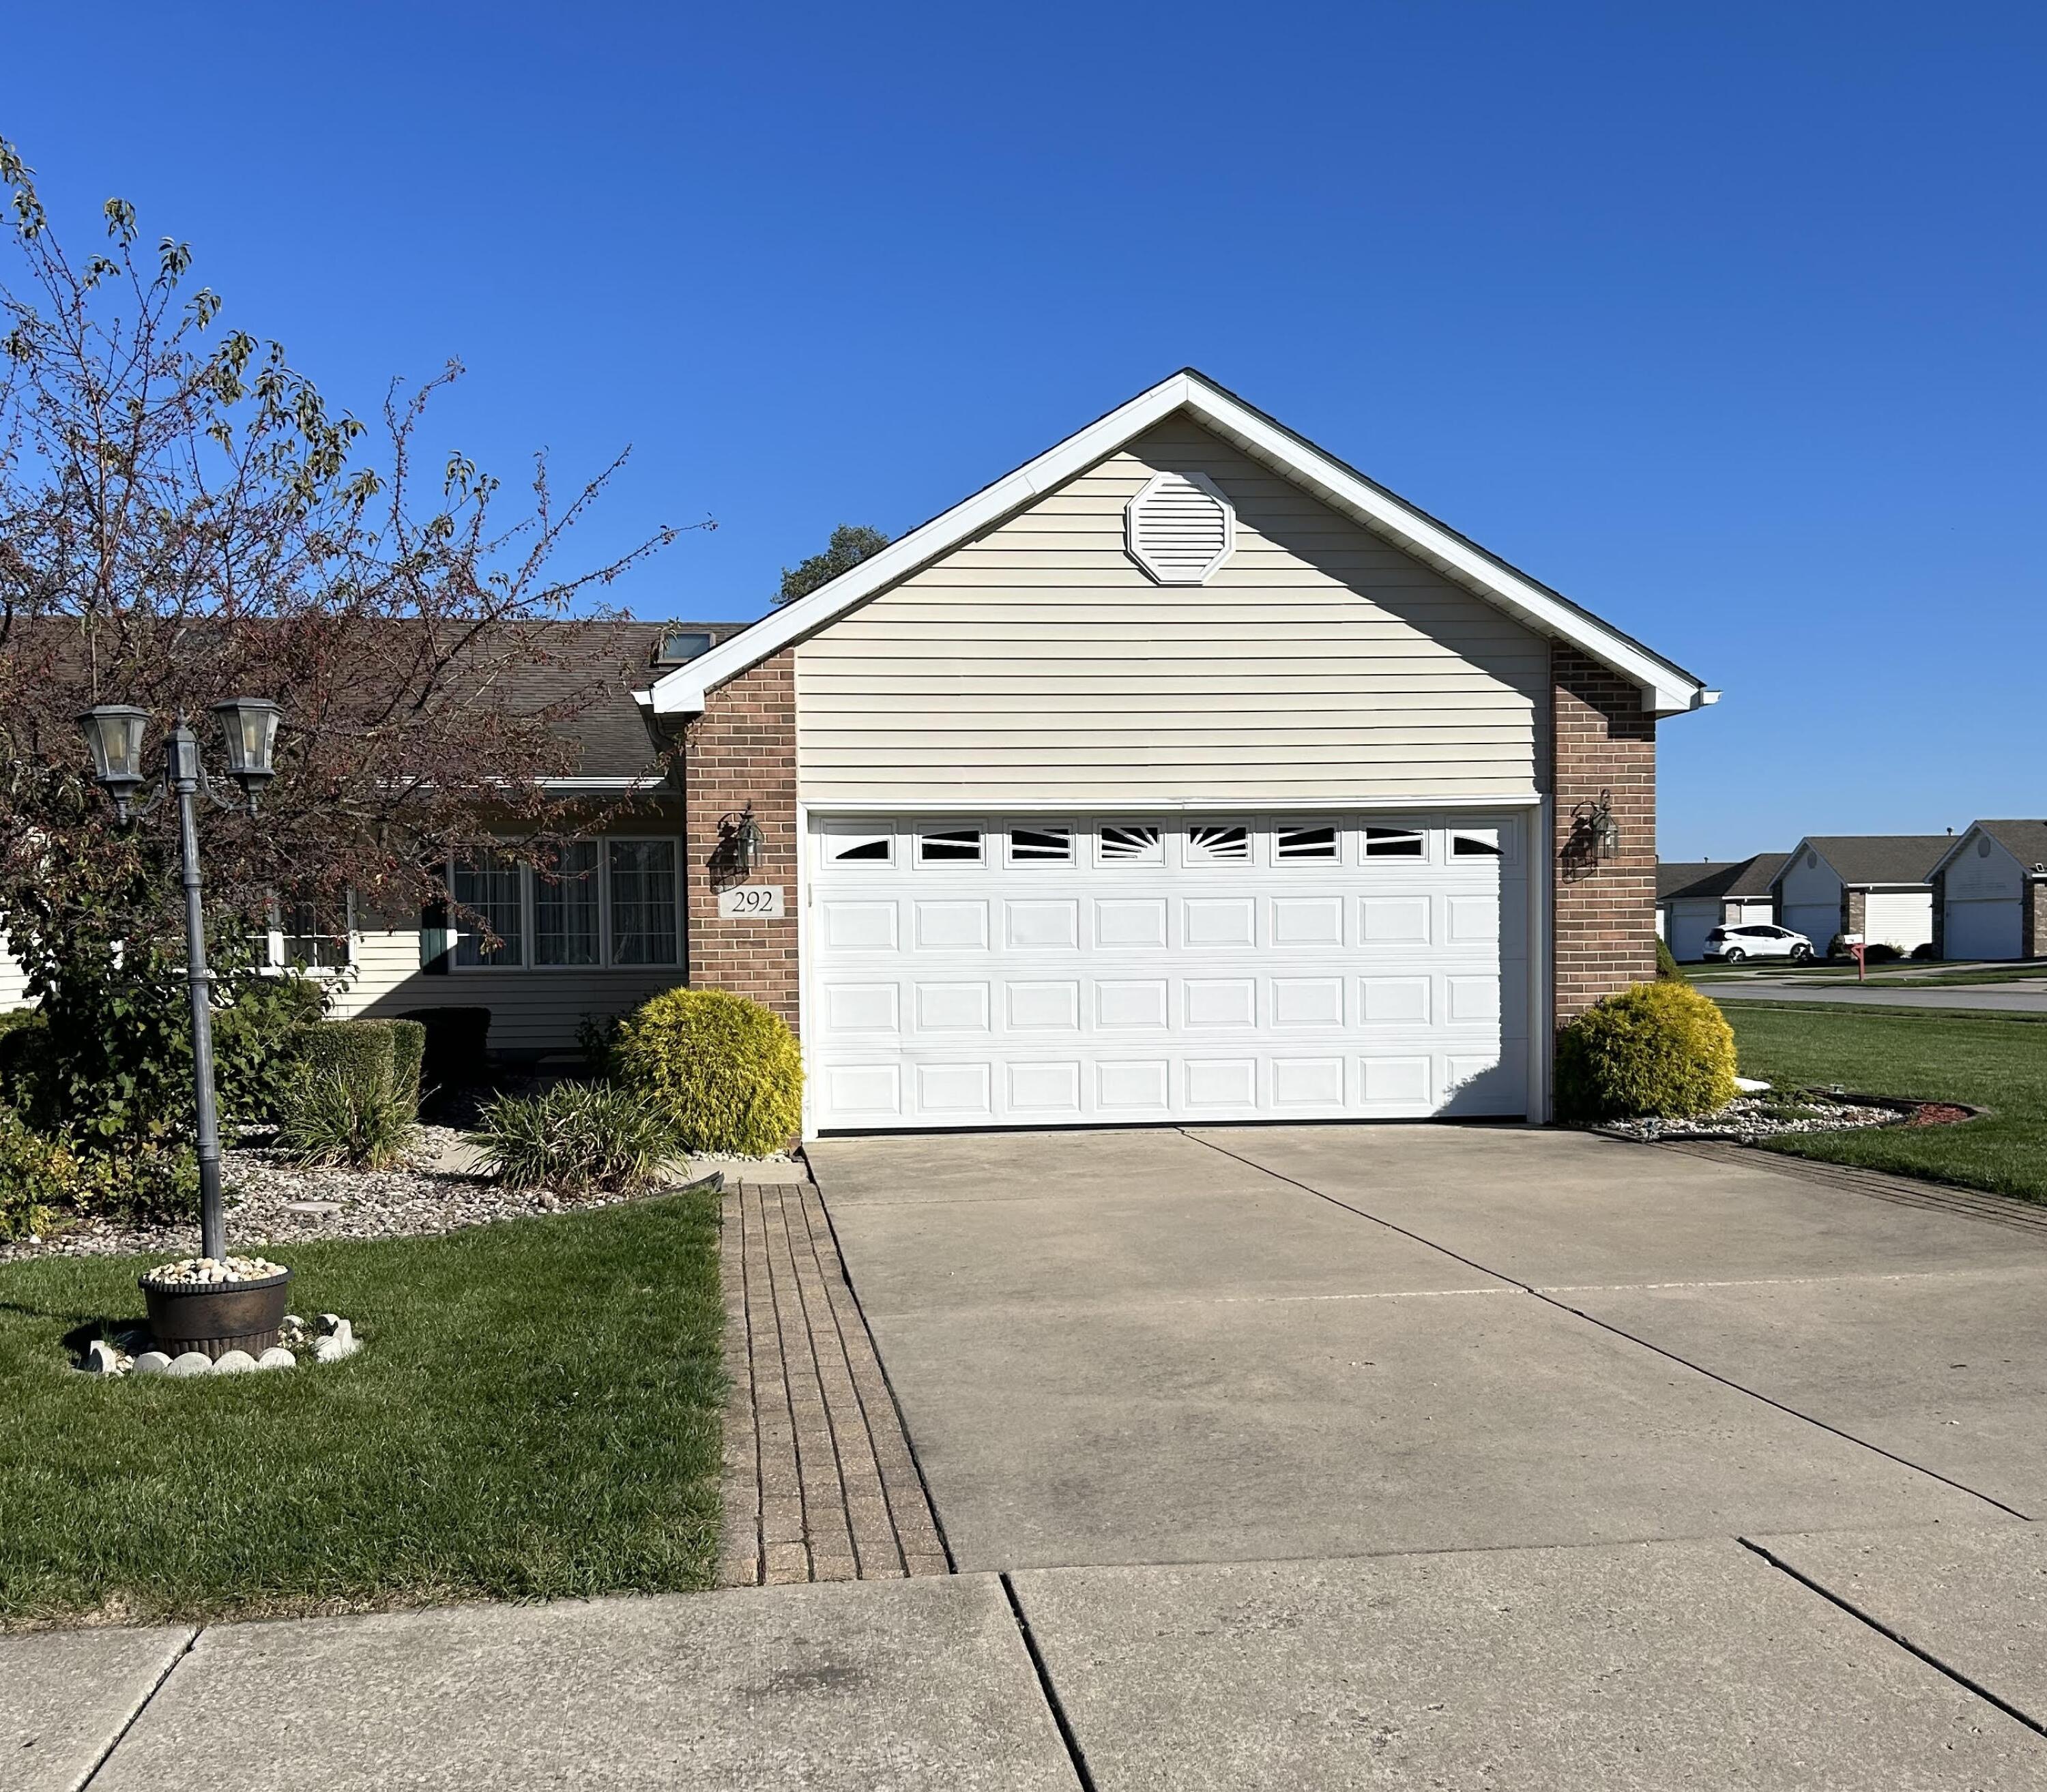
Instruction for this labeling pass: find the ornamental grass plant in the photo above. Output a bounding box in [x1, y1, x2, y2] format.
[474, 1083, 678, 1195]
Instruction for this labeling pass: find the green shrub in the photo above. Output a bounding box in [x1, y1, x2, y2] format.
[287, 1020, 426, 1122]
[74, 1140, 201, 1224]
[0, 1010, 44, 1108]
[611, 988, 802, 1157]
[0, 1108, 78, 1239]
[275, 1068, 418, 1171]
[1655, 936, 1684, 981]
[214, 973, 329, 1126]
[475, 1083, 678, 1194]
[1555, 980, 1739, 1122]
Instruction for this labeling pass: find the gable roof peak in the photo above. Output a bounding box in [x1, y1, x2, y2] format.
[643, 372, 1712, 720]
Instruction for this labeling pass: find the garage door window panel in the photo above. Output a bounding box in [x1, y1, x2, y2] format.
[1365, 826, 1426, 859]
[1006, 825, 1073, 867]
[1274, 823, 1339, 863]
[918, 827, 983, 866]
[826, 829, 894, 866]
[1187, 824, 1250, 865]
[1098, 824, 1163, 866]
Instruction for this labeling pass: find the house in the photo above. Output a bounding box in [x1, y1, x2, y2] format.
[1930, 821, 2047, 960]
[2, 372, 1716, 1130]
[1772, 835, 1951, 954]
[641, 369, 1711, 1132]
[1656, 854, 1786, 962]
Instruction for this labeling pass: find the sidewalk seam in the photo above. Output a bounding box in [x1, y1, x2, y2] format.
[78, 1624, 200, 1790]
[1739, 1537, 2047, 1741]
[1000, 1574, 1098, 1792]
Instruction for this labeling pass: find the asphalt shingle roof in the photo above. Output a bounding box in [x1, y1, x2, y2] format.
[1793, 836, 1955, 888]
[1658, 853, 1788, 902]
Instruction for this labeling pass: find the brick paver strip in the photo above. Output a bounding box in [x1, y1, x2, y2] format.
[1660, 1139, 2047, 1236]
[716, 1179, 947, 1587]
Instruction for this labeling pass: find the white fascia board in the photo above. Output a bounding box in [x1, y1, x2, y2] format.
[645, 369, 1710, 718]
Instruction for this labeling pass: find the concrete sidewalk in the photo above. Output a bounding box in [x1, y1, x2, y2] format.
[1708, 978, 2047, 1012]
[16, 1533, 2047, 1789]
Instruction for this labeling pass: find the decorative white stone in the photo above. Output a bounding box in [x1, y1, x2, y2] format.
[165, 1352, 214, 1377]
[132, 1351, 173, 1376]
[317, 1312, 345, 1335]
[1733, 1075, 1773, 1093]
[256, 1347, 297, 1372]
[313, 1334, 360, 1364]
[211, 1349, 258, 1374]
[81, 1340, 126, 1375]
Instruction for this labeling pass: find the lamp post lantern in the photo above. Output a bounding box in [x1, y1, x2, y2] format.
[78, 700, 281, 1263]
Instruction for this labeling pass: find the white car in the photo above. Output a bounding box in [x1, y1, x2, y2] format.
[1702, 923, 1814, 964]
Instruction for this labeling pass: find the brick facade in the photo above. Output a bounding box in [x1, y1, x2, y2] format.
[681, 649, 800, 1031]
[1550, 643, 1657, 1023]
[2026, 877, 2047, 961]
[1842, 887, 1866, 947]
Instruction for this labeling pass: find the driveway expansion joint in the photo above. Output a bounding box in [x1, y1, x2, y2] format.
[77, 1624, 200, 1791]
[1739, 1536, 2047, 1742]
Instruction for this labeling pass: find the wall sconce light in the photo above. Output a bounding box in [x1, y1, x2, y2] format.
[721, 803, 764, 877]
[1573, 789, 1622, 862]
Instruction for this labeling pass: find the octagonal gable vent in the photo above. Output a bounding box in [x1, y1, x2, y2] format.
[1124, 471, 1236, 585]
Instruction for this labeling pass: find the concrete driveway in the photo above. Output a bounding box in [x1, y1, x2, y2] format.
[797, 1123, 2047, 1785]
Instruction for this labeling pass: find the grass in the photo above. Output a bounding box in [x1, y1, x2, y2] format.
[0, 1188, 725, 1629]
[1722, 1001, 2047, 1205]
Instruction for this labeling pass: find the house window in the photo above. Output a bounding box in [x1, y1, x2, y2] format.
[534, 841, 600, 967]
[273, 896, 351, 971]
[1186, 824, 1250, 864]
[1364, 827, 1425, 857]
[1007, 826, 1073, 866]
[919, 827, 983, 864]
[1099, 824, 1163, 864]
[454, 849, 525, 967]
[1453, 829, 1502, 858]
[1275, 824, 1338, 862]
[609, 839, 680, 965]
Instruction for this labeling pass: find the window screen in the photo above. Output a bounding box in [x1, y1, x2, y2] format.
[454, 850, 524, 967]
[534, 841, 600, 967]
[609, 839, 679, 965]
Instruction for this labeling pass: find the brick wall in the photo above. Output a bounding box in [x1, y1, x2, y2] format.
[682, 649, 800, 1030]
[1842, 887, 1867, 946]
[2026, 878, 2047, 962]
[1550, 643, 1657, 1023]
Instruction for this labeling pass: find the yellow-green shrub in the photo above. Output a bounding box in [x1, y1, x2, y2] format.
[611, 988, 803, 1157]
[1554, 980, 1737, 1122]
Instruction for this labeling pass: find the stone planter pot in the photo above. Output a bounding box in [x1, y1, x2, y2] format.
[140, 1269, 293, 1362]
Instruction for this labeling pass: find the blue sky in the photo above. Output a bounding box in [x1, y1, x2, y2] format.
[4, 2, 2040, 858]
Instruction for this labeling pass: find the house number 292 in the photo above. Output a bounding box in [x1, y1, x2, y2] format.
[717, 885, 785, 919]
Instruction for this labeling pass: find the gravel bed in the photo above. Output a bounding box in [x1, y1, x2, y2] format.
[1597, 1095, 1904, 1144]
[0, 1125, 721, 1265]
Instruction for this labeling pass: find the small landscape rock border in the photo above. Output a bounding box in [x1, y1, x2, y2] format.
[1594, 1089, 1985, 1146]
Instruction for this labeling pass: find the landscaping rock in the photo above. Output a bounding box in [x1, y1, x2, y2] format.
[164, 1351, 214, 1377]
[132, 1351, 173, 1375]
[211, 1349, 258, 1374]
[256, 1347, 297, 1372]
[141, 1254, 288, 1288]
[1598, 1095, 1899, 1143]
[312, 1333, 360, 1364]
[81, 1340, 126, 1375]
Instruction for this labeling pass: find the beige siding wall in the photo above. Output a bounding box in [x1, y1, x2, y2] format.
[332, 925, 683, 1054]
[795, 417, 1548, 807]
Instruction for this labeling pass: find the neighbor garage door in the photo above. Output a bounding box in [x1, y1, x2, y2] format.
[807, 813, 1529, 1129]
[1945, 898, 2020, 961]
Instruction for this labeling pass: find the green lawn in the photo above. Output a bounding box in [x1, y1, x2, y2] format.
[0, 1189, 725, 1628]
[1722, 1001, 2047, 1205]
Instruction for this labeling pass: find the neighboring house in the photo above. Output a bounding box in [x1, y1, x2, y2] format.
[639, 369, 1712, 1133]
[1772, 836, 1951, 954]
[1656, 854, 1786, 961]
[1930, 821, 2047, 960]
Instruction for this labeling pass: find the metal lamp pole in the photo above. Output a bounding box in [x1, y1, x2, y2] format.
[79, 699, 281, 1265]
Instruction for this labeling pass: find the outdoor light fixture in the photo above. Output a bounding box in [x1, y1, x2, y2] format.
[76, 699, 286, 1262]
[211, 696, 281, 811]
[721, 803, 765, 877]
[1574, 789, 1623, 862]
[77, 705, 153, 821]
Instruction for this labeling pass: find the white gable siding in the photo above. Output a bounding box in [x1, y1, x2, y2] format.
[794, 420, 1548, 808]
[1777, 848, 1842, 947]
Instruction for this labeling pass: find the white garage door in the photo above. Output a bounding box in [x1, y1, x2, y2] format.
[1666, 900, 1722, 963]
[1945, 898, 2020, 961]
[1782, 903, 1839, 950]
[1863, 892, 1934, 953]
[807, 813, 1529, 1130]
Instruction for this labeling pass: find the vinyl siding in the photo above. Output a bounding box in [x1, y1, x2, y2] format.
[795, 418, 1548, 807]
[0, 937, 27, 1011]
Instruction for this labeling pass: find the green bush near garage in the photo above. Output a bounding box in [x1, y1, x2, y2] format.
[274, 1019, 426, 1169]
[610, 988, 803, 1157]
[1556, 980, 1738, 1122]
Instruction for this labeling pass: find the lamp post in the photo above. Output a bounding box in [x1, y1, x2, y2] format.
[78, 699, 280, 1263]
